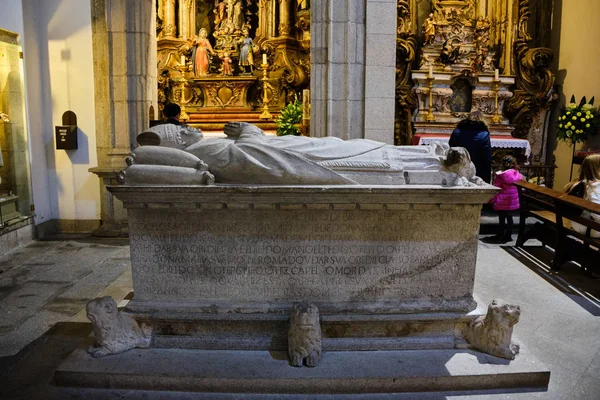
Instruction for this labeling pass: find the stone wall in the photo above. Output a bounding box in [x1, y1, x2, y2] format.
[311, 0, 366, 140]
[364, 0, 397, 144]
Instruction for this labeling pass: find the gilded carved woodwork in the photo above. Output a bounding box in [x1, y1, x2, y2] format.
[395, 0, 418, 145]
[505, 0, 555, 140]
[156, 0, 310, 124]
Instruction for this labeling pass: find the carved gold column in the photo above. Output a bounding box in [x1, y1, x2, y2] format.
[187, 0, 196, 38]
[256, 0, 276, 38]
[278, 0, 291, 37]
[163, 0, 177, 38]
[483, 0, 518, 75]
[270, 0, 277, 37]
[256, 0, 267, 37]
[178, 0, 189, 39]
[506, 0, 555, 139]
[157, 0, 165, 22]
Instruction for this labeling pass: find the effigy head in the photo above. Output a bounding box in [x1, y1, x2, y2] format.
[137, 124, 203, 150]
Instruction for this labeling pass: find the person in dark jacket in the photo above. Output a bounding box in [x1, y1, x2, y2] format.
[449, 111, 492, 184]
[162, 103, 183, 125]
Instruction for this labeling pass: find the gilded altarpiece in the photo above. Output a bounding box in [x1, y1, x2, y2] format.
[394, 0, 555, 163]
[156, 0, 310, 129]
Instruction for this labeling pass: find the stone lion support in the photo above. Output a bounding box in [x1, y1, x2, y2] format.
[464, 299, 521, 360]
[86, 296, 152, 358]
[288, 303, 322, 367]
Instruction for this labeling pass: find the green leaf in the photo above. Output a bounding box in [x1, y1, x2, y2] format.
[275, 96, 303, 136]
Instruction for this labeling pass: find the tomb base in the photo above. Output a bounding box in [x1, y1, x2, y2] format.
[55, 345, 550, 394]
[125, 303, 484, 351]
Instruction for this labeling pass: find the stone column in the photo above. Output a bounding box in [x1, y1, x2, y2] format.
[278, 0, 291, 36]
[163, 0, 177, 37]
[89, 0, 157, 236]
[363, 0, 397, 144]
[311, 0, 366, 139]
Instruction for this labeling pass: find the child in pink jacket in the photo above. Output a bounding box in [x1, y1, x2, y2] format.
[483, 155, 522, 244]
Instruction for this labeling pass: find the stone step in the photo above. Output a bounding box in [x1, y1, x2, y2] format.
[55, 346, 550, 394]
[153, 335, 458, 351]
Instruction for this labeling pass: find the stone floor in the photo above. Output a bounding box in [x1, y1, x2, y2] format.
[0, 235, 599, 399]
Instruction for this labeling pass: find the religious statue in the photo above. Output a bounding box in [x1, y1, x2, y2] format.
[219, 52, 233, 76]
[232, 0, 245, 32]
[475, 16, 491, 43]
[130, 122, 484, 187]
[440, 39, 460, 65]
[422, 13, 436, 45]
[214, 1, 227, 30]
[238, 29, 255, 73]
[192, 28, 215, 77]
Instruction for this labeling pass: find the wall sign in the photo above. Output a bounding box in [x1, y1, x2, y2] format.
[55, 125, 78, 150]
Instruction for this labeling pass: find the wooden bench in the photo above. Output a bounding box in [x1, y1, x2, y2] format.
[514, 180, 600, 271]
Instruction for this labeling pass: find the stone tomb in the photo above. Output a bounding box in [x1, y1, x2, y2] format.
[110, 184, 495, 351]
[55, 183, 551, 394]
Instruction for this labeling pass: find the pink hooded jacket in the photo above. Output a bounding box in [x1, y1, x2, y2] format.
[490, 169, 522, 211]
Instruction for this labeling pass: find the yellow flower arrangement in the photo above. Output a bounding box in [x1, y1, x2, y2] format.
[556, 96, 599, 144]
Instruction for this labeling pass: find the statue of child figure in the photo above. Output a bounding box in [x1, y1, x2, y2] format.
[220, 52, 233, 76]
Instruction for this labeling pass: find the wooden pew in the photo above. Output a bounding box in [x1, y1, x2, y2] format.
[514, 180, 600, 271]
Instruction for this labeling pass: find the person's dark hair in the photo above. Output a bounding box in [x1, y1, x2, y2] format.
[456, 111, 489, 132]
[164, 103, 181, 119]
[501, 155, 519, 171]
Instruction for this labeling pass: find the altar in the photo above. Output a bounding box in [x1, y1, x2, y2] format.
[407, 1, 522, 150]
[413, 134, 532, 158]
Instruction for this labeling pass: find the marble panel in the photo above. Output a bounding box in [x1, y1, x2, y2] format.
[110, 186, 496, 315]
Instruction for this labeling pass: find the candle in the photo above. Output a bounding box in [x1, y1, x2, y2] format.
[494, 69, 499, 80]
[302, 89, 310, 120]
[263, 53, 267, 65]
[428, 65, 433, 78]
[181, 55, 186, 65]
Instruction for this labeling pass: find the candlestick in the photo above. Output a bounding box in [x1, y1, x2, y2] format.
[494, 68, 499, 81]
[302, 89, 310, 121]
[491, 80, 501, 124]
[181, 55, 186, 66]
[428, 65, 433, 78]
[259, 64, 273, 120]
[425, 76, 436, 122]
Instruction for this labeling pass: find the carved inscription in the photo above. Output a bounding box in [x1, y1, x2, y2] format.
[129, 208, 479, 303]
